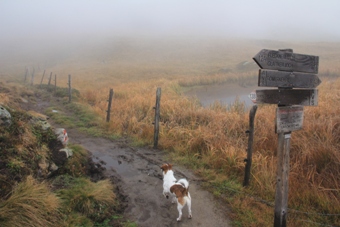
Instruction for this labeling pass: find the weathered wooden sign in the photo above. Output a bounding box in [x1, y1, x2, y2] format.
[276, 106, 304, 133]
[258, 69, 321, 88]
[253, 49, 319, 73]
[256, 89, 318, 106]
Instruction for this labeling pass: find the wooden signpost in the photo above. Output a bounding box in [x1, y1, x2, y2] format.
[251, 49, 321, 227]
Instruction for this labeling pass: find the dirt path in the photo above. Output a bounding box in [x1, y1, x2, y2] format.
[28, 96, 231, 227]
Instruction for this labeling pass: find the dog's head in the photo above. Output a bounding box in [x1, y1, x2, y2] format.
[160, 163, 173, 175]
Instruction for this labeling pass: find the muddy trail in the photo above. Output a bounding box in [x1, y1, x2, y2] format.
[26, 95, 231, 227]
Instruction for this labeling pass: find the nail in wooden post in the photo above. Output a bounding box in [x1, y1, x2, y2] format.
[243, 104, 258, 187]
[68, 74, 72, 103]
[153, 87, 161, 148]
[40, 70, 45, 87]
[106, 88, 114, 122]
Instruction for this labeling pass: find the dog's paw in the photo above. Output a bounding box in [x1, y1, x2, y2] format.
[188, 214, 192, 219]
[177, 218, 181, 222]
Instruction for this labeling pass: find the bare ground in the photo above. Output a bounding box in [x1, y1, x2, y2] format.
[26, 93, 231, 227]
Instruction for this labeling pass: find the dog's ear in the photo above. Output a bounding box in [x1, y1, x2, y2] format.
[169, 164, 173, 169]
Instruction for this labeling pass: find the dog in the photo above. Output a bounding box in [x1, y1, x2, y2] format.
[160, 163, 192, 221]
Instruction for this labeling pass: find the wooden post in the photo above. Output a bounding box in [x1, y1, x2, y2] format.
[31, 67, 35, 85]
[243, 104, 258, 187]
[40, 69, 45, 87]
[68, 74, 72, 103]
[24, 68, 30, 84]
[274, 133, 290, 227]
[153, 87, 161, 148]
[54, 74, 57, 94]
[48, 72, 52, 86]
[106, 88, 114, 122]
[24, 67, 28, 84]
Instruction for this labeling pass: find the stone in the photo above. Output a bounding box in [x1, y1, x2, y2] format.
[0, 105, 11, 126]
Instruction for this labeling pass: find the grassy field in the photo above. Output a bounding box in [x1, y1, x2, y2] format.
[1, 37, 340, 226]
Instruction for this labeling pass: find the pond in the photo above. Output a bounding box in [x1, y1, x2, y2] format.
[184, 83, 257, 108]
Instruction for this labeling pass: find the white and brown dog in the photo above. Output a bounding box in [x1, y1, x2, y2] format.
[160, 163, 192, 221]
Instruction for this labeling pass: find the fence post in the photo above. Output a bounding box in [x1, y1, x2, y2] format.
[48, 72, 52, 86]
[31, 67, 35, 85]
[54, 74, 57, 94]
[68, 74, 72, 103]
[153, 87, 161, 148]
[40, 69, 45, 87]
[106, 88, 114, 122]
[274, 132, 290, 227]
[243, 104, 258, 187]
[24, 68, 28, 84]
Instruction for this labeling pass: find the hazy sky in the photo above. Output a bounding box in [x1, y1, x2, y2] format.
[1, 0, 340, 46]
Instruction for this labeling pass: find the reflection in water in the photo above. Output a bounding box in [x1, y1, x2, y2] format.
[184, 84, 256, 109]
[201, 93, 254, 108]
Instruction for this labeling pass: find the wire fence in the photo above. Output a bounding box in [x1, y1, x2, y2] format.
[213, 183, 340, 227]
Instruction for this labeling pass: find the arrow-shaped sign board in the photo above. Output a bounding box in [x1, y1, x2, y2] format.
[256, 89, 318, 106]
[253, 49, 319, 73]
[258, 69, 321, 88]
[276, 105, 304, 133]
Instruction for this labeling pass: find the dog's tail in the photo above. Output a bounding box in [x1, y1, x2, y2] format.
[177, 178, 189, 188]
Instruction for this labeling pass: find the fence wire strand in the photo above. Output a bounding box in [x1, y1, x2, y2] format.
[214, 183, 340, 226]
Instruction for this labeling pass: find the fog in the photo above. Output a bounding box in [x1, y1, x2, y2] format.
[1, 0, 340, 68]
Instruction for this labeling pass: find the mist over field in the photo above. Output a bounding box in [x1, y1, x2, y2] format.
[1, 0, 340, 72]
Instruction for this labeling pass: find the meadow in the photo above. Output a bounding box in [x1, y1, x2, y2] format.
[2, 37, 340, 226]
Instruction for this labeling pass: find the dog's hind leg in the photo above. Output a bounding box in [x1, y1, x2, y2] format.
[176, 202, 184, 221]
[187, 193, 192, 219]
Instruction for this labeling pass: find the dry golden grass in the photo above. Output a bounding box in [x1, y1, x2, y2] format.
[0, 176, 60, 227]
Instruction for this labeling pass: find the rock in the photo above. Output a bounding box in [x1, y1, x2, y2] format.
[49, 162, 59, 172]
[0, 105, 11, 126]
[59, 148, 73, 159]
[54, 128, 69, 146]
[38, 157, 49, 177]
[47, 162, 59, 178]
[27, 111, 51, 130]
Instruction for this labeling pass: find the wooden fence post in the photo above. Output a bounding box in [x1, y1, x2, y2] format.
[153, 87, 161, 148]
[243, 104, 258, 187]
[24, 68, 29, 84]
[68, 74, 72, 103]
[54, 74, 57, 94]
[48, 72, 52, 86]
[40, 69, 45, 87]
[106, 88, 114, 122]
[31, 67, 35, 85]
